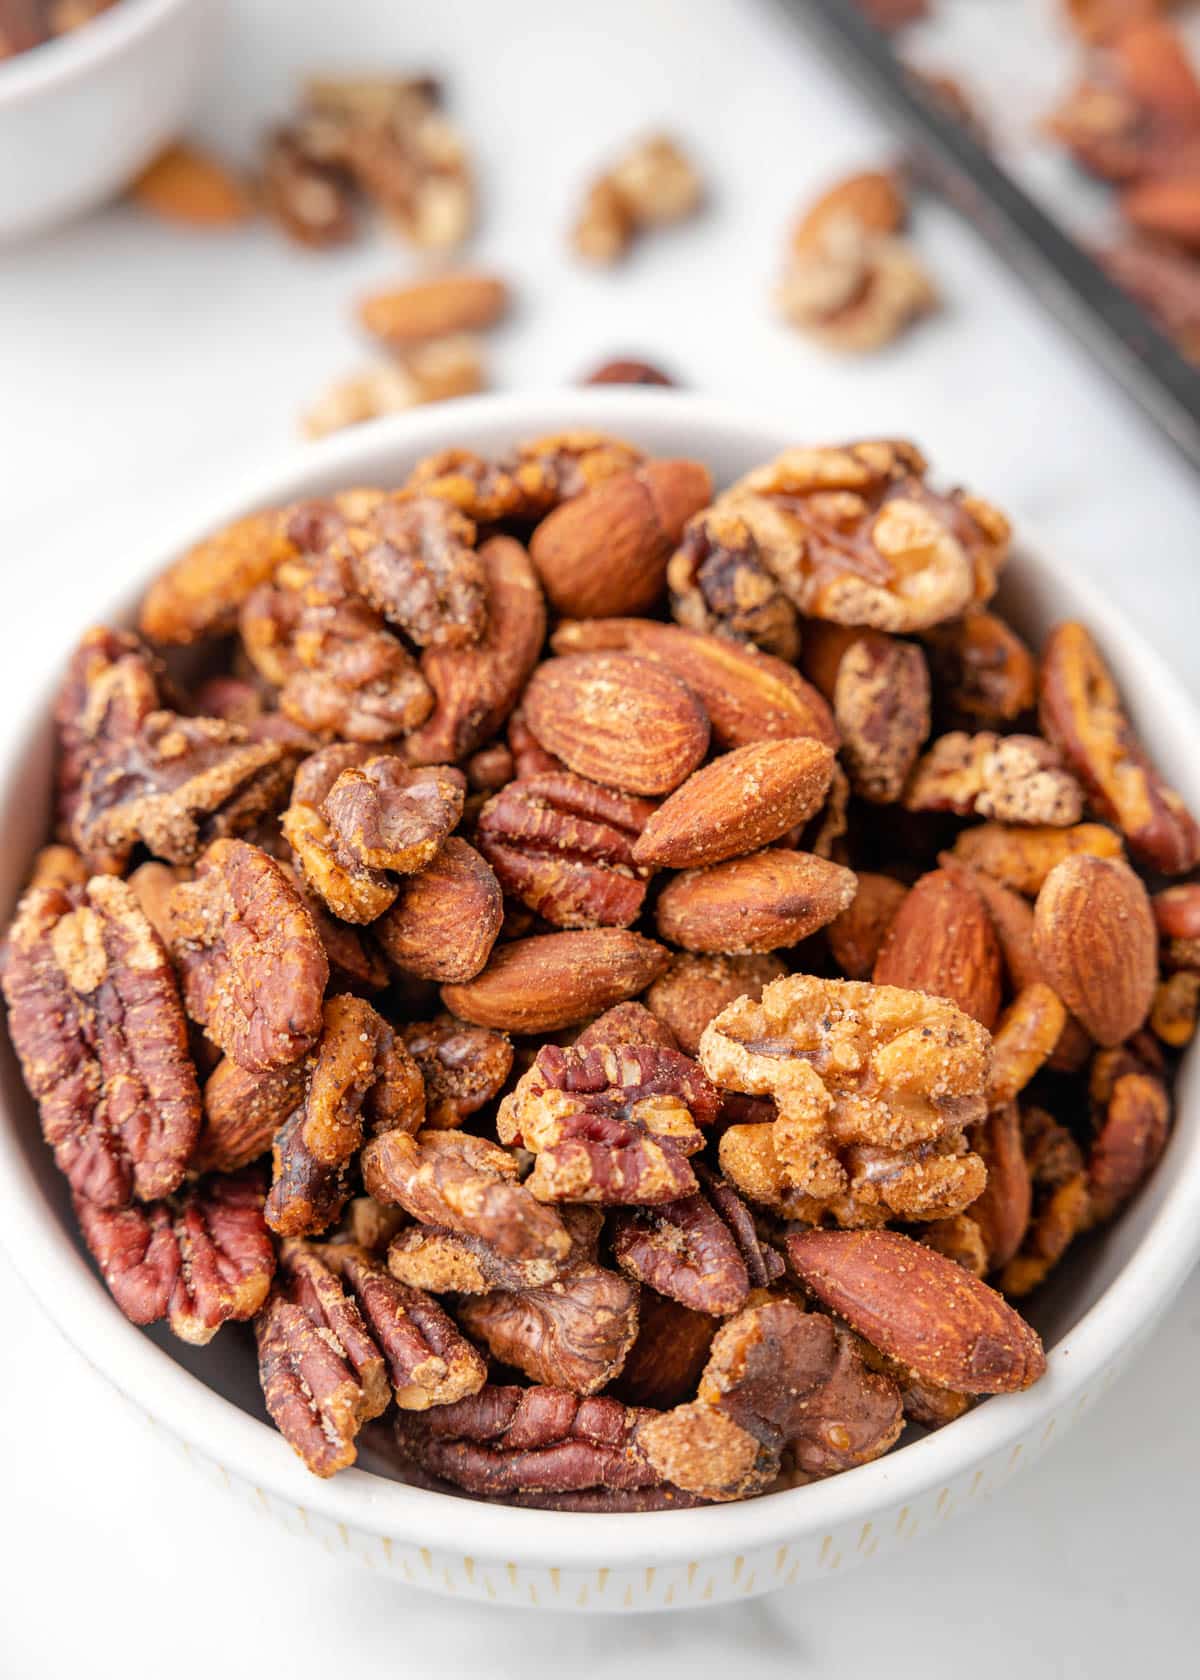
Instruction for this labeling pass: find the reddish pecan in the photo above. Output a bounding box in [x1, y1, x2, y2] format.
[362, 1128, 574, 1267]
[53, 627, 163, 847]
[499, 1041, 720, 1205]
[458, 1262, 640, 1394]
[667, 505, 801, 660]
[325, 1243, 486, 1409]
[802, 622, 931, 804]
[256, 1240, 391, 1476]
[396, 1014, 513, 1128]
[1045, 19, 1200, 183]
[75, 1168, 274, 1342]
[476, 771, 654, 929]
[392, 1383, 672, 1500]
[2, 876, 200, 1207]
[167, 839, 329, 1071]
[1040, 621, 1200, 873]
[322, 757, 465, 874]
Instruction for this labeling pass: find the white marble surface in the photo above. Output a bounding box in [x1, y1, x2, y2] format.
[2, 1, 1198, 1673]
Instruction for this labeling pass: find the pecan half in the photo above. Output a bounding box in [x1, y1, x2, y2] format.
[703, 975, 989, 1225]
[1040, 621, 1200, 873]
[392, 1384, 672, 1500]
[498, 1041, 720, 1205]
[374, 838, 502, 982]
[166, 839, 329, 1071]
[610, 1167, 781, 1315]
[256, 1240, 391, 1476]
[396, 1014, 512, 1128]
[406, 536, 546, 765]
[801, 622, 931, 803]
[325, 1243, 486, 1409]
[334, 494, 487, 649]
[667, 505, 801, 659]
[362, 1128, 573, 1267]
[717, 440, 1008, 632]
[3, 877, 200, 1207]
[458, 1262, 640, 1394]
[53, 627, 162, 850]
[475, 771, 654, 929]
[283, 745, 401, 923]
[322, 756, 465, 874]
[75, 1167, 273, 1342]
[905, 731, 1083, 825]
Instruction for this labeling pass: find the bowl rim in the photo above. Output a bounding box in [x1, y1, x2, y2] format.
[0, 0, 199, 107]
[2, 386, 1199, 1569]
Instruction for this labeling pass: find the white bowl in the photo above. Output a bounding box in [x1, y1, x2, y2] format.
[2, 390, 1198, 1614]
[0, 0, 223, 242]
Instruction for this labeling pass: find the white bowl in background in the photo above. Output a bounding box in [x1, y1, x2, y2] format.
[1, 390, 1198, 1613]
[0, 0, 223, 242]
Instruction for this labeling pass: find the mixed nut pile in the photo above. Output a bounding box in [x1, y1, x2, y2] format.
[4, 429, 1196, 1508]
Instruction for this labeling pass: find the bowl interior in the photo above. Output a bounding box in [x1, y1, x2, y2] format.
[2, 390, 1198, 1558]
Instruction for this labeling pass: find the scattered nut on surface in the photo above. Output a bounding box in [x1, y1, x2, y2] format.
[571, 133, 704, 264]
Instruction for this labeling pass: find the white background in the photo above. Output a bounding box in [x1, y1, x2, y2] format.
[2, 1, 1198, 1674]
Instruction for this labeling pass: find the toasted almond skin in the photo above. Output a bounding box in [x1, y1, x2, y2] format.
[130, 143, 254, 226]
[530, 461, 712, 618]
[785, 1229, 1046, 1394]
[551, 618, 837, 749]
[873, 867, 1003, 1030]
[440, 928, 670, 1032]
[1033, 855, 1157, 1047]
[633, 739, 835, 869]
[358, 273, 509, 348]
[654, 848, 857, 953]
[523, 651, 710, 795]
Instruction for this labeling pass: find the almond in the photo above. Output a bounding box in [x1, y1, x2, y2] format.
[529, 461, 712, 618]
[522, 652, 710, 795]
[130, 143, 254, 227]
[873, 867, 1003, 1029]
[633, 739, 835, 869]
[1032, 854, 1157, 1046]
[551, 618, 837, 749]
[358, 272, 509, 348]
[375, 838, 502, 983]
[655, 848, 857, 953]
[785, 1229, 1046, 1394]
[440, 928, 670, 1033]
